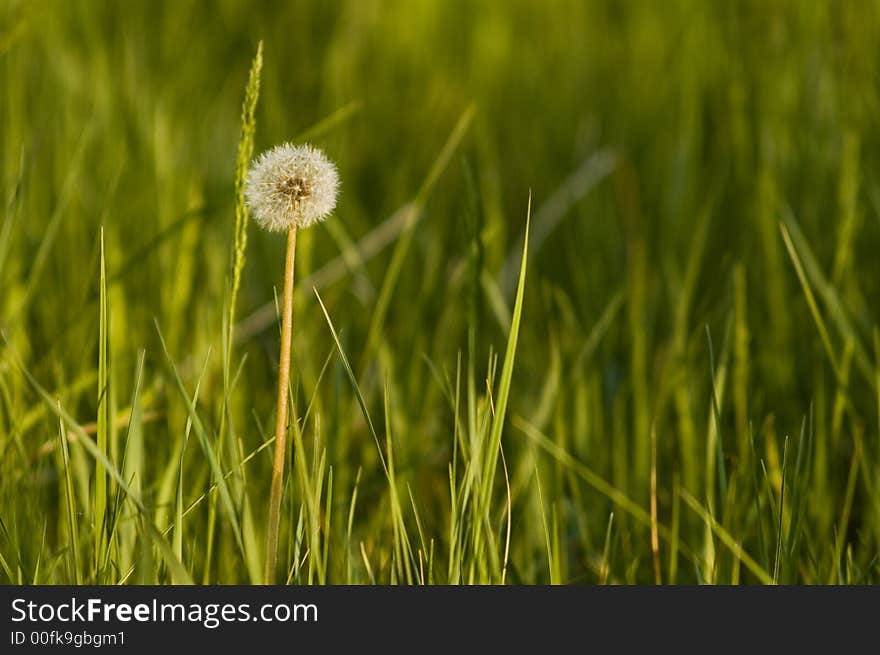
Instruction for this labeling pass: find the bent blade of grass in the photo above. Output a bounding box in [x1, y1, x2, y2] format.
[516, 415, 650, 524]
[360, 542, 375, 584]
[780, 220, 850, 385]
[154, 321, 245, 558]
[314, 289, 389, 476]
[679, 489, 774, 585]
[573, 289, 625, 369]
[515, 415, 696, 561]
[780, 205, 872, 385]
[294, 99, 362, 143]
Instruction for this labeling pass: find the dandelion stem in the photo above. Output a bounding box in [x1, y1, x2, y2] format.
[265, 225, 297, 584]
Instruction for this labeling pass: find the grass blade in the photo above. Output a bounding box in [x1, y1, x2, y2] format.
[680, 489, 774, 585]
[95, 228, 109, 577]
[154, 321, 245, 558]
[57, 405, 81, 585]
[314, 290, 388, 476]
[478, 194, 530, 513]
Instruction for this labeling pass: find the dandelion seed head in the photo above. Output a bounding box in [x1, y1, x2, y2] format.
[245, 143, 339, 232]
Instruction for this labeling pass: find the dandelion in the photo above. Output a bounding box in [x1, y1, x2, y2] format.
[245, 143, 339, 231]
[246, 143, 339, 584]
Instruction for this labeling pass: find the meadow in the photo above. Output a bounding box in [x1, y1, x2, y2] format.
[2, 0, 880, 585]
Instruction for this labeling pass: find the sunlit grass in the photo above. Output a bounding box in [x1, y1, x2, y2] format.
[1, 0, 880, 584]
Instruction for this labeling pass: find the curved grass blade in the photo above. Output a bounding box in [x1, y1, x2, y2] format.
[154, 321, 245, 558]
[314, 289, 388, 476]
[680, 489, 774, 585]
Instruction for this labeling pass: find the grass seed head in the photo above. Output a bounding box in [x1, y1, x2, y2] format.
[245, 143, 339, 232]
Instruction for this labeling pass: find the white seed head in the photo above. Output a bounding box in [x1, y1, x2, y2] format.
[245, 143, 339, 232]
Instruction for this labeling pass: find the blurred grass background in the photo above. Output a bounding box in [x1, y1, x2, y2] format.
[2, 0, 880, 584]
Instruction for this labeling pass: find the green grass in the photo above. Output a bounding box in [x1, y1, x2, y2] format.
[2, 0, 880, 584]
